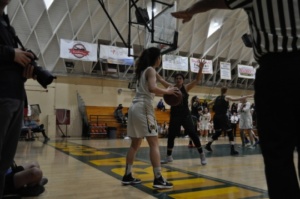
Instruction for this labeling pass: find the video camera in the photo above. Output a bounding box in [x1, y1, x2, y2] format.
[26, 50, 56, 89]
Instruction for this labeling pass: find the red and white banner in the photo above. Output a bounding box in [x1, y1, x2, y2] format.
[99, 45, 134, 65]
[60, 39, 97, 61]
[190, 58, 213, 74]
[162, 54, 188, 71]
[220, 62, 231, 80]
[238, 64, 256, 79]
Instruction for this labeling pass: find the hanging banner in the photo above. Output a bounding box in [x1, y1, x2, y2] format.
[162, 54, 188, 71]
[220, 62, 231, 80]
[60, 39, 97, 61]
[99, 45, 134, 65]
[190, 58, 213, 74]
[238, 64, 255, 79]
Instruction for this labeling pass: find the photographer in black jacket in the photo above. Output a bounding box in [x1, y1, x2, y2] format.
[0, 0, 36, 197]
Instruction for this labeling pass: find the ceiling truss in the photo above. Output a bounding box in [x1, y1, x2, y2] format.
[7, 0, 255, 91]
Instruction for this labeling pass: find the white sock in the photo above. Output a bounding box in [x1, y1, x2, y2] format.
[153, 167, 162, 178]
[125, 164, 132, 175]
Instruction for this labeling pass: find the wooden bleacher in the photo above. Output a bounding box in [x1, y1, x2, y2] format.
[85, 106, 244, 139]
[155, 109, 170, 125]
[86, 106, 127, 138]
[85, 106, 171, 139]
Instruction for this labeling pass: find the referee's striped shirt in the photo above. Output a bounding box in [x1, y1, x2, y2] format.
[225, 0, 300, 62]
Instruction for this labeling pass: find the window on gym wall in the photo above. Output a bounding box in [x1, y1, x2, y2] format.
[43, 0, 54, 10]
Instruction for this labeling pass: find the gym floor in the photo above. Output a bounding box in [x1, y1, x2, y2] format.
[14, 136, 271, 199]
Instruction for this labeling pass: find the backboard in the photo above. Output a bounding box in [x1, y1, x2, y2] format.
[145, 0, 177, 54]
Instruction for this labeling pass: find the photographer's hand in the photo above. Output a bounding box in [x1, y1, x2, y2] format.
[14, 48, 34, 67]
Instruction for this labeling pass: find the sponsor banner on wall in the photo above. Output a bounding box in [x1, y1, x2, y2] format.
[190, 58, 213, 74]
[99, 45, 134, 65]
[238, 64, 255, 79]
[60, 39, 97, 61]
[220, 62, 231, 80]
[162, 54, 188, 71]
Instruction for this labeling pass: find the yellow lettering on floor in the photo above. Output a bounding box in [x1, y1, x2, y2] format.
[112, 167, 191, 181]
[50, 142, 109, 156]
[142, 178, 222, 193]
[90, 157, 148, 166]
[113, 167, 151, 177]
[168, 187, 261, 199]
[143, 178, 223, 191]
[50, 142, 267, 198]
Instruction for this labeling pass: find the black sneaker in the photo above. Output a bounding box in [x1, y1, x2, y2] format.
[153, 176, 173, 189]
[39, 177, 48, 186]
[205, 143, 213, 152]
[121, 173, 141, 185]
[16, 185, 45, 197]
[230, 149, 239, 155]
[3, 194, 21, 199]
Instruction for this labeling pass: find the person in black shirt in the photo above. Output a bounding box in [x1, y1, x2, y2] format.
[202, 99, 208, 108]
[156, 59, 207, 165]
[230, 111, 239, 137]
[188, 96, 202, 147]
[114, 104, 126, 124]
[206, 87, 250, 155]
[172, 1, 300, 197]
[0, 0, 35, 197]
[230, 103, 238, 115]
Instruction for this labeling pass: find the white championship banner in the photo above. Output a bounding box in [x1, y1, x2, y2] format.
[190, 58, 213, 74]
[220, 62, 231, 80]
[60, 39, 97, 61]
[237, 64, 255, 79]
[99, 45, 134, 65]
[162, 54, 188, 71]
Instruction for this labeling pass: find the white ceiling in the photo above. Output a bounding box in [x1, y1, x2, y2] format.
[7, 0, 255, 90]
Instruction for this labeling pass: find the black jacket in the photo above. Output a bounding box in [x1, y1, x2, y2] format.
[0, 14, 26, 100]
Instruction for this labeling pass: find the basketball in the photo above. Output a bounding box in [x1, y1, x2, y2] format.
[163, 90, 183, 106]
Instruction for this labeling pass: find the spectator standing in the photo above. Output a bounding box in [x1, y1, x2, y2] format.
[230, 103, 238, 115]
[202, 100, 208, 108]
[162, 121, 169, 137]
[188, 95, 202, 147]
[199, 107, 211, 142]
[114, 104, 126, 124]
[0, 0, 36, 197]
[230, 112, 239, 137]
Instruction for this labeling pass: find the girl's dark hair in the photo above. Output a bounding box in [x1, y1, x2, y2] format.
[174, 73, 185, 80]
[190, 95, 198, 108]
[221, 86, 228, 95]
[135, 47, 161, 81]
[191, 95, 197, 103]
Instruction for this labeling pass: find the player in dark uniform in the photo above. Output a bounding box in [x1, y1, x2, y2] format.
[206, 87, 251, 155]
[156, 59, 207, 165]
[188, 96, 202, 147]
